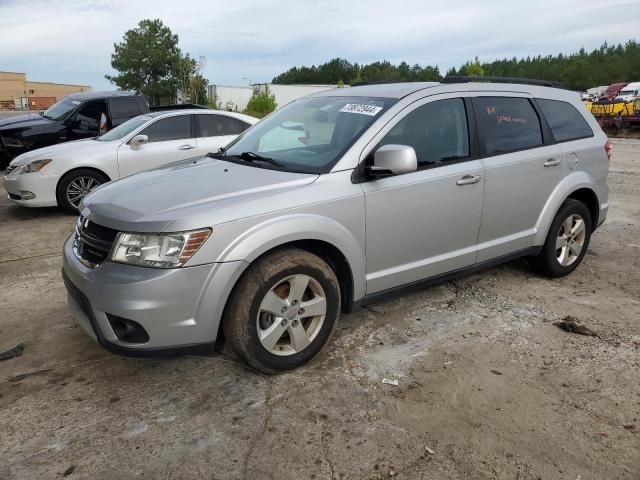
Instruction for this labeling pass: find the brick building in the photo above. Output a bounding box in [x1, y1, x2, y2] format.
[0, 71, 91, 110]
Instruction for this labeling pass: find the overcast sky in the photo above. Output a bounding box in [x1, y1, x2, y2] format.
[1, 0, 638, 90]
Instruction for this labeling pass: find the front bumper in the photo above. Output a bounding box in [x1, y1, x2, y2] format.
[3, 171, 58, 207]
[62, 234, 247, 356]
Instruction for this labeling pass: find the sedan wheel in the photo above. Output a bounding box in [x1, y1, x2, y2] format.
[57, 169, 109, 213]
[66, 176, 101, 208]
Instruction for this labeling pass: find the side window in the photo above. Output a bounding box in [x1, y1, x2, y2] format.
[139, 115, 192, 143]
[197, 115, 248, 137]
[472, 97, 542, 155]
[378, 98, 469, 168]
[75, 101, 107, 131]
[110, 98, 142, 124]
[536, 99, 593, 142]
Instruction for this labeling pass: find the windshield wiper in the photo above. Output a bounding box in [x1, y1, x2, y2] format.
[236, 151, 283, 168]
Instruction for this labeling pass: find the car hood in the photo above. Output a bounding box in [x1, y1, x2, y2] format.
[9, 138, 111, 166]
[81, 156, 319, 232]
[0, 113, 54, 131]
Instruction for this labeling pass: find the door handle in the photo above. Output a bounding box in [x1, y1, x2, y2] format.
[178, 144, 195, 150]
[456, 175, 481, 186]
[544, 158, 561, 167]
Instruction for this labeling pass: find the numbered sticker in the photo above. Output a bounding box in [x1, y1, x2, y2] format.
[339, 104, 383, 116]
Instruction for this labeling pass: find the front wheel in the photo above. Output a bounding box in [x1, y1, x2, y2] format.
[223, 248, 341, 373]
[533, 198, 592, 277]
[56, 169, 108, 213]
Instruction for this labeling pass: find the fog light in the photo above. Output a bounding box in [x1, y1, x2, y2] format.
[106, 314, 150, 343]
[21, 191, 36, 200]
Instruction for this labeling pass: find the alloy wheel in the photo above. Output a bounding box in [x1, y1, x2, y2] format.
[555, 213, 586, 267]
[66, 176, 101, 208]
[256, 274, 327, 356]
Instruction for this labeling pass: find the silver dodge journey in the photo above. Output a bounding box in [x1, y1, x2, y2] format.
[62, 78, 610, 372]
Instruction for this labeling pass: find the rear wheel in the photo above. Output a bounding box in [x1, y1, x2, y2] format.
[533, 198, 592, 277]
[56, 169, 108, 213]
[223, 248, 341, 373]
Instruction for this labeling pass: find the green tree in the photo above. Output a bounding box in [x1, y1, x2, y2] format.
[106, 19, 195, 105]
[460, 57, 484, 76]
[184, 73, 208, 105]
[245, 85, 277, 117]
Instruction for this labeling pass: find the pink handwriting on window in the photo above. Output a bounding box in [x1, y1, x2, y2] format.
[486, 105, 496, 115]
[496, 115, 527, 125]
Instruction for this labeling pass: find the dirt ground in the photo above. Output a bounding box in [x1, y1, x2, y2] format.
[1, 139, 638, 480]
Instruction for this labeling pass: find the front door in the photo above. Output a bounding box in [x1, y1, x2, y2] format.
[362, 96, 485, 294]
[117, 114, 196, 178]
[68, 101, 106, 140]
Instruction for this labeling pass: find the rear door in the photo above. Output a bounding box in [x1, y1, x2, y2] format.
[116, 114, 196, 177]
[195, 114, 250, 155]
[472, 94, 564, 262]
[362, 94, 485, 294]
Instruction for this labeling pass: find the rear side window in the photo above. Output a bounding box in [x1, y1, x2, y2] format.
[472, 97, 542, 155]
[140, 115, 191, 143]
[536, 99, 593, 142]
[110, 98, 143, 121]
[197, 114, 249, 137]
[378, 98, 470, 168]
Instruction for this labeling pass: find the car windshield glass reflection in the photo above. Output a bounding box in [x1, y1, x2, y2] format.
[221, 96, 395, 174]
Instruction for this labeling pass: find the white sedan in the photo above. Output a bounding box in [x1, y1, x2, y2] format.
[3, 109, 257, 212]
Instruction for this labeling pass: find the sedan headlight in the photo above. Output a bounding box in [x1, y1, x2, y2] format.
[110, 229, 211, 268]
[16, 159, 52, 173]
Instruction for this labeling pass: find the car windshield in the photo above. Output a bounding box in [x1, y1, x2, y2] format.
[42, 97, 80, 120]
[96, 115, 151, 141]
[222, 95, 396, 173]
[619, 90, 635, 96]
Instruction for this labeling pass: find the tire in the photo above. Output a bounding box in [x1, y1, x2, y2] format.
[533, 198, 592, 278]
[223, 247, 341, 373]
[56, 169, 108, 213]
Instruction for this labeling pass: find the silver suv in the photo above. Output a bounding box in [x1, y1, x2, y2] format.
[62, 79, 610, 372]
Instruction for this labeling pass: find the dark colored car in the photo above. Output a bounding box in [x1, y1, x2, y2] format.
[0, 91, 149, 169]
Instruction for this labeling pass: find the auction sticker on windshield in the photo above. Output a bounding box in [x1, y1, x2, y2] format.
[339, 104, 383, 116]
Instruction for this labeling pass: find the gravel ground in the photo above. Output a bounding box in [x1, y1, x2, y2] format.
[0, 139, 638, 479]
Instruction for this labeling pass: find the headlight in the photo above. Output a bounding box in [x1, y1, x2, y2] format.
[16, 159, 52, 173]
[110, 229, 211, 268]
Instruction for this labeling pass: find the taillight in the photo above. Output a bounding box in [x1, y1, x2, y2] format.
[604, 140, 612, 161]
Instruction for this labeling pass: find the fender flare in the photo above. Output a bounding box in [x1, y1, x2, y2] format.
[533, 171, 600, 245]
[216, 213, 366, 300]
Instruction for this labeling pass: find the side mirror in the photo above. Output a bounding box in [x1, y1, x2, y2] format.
[369, 144, 418, 177]
[130, 134, 148, 149]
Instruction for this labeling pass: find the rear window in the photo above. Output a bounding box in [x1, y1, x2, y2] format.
[111, 98, 143, 120]
[472, 97, 542, 155]
[537, 99, 594, 142]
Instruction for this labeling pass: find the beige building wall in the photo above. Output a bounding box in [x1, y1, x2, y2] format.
[0, 71, 91, 109]
[26, 81, 90, 98]
[0, 71, 28, 102]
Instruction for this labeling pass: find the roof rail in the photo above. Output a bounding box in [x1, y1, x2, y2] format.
[350, 80, 398, 87]
[442, 76, 567, 89]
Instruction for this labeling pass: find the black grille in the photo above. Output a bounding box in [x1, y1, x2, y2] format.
[5, 165, 17, 175]
[75, 216, 119, 266]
